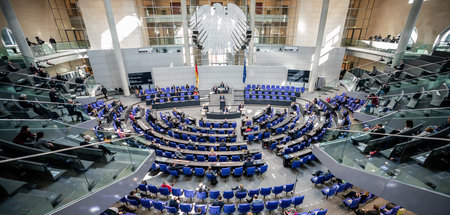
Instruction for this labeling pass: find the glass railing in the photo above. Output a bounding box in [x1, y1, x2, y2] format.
[0, 119, 151, 214]
[340, 71, 359, 91]
[318, 108, 450, 196]
[30, 41, 89, 58]
[342, 39, 434, 56]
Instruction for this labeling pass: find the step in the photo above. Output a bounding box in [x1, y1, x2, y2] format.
[0, 192, 54, 215]
[27, 189, 62, 206]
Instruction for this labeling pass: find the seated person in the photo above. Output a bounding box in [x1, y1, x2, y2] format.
[80, 135, 115, 155]
[238, 102, 245, 112]
[368, 66, 378, 76]
[168, 163, 183, 173]
[167, 196, 180, 210]
[174, 147, 183, 159]
[243, 157, 254, 173]
[7, 61, 19, 72]
[377, 83, 390, 96]
[417, 127, 434, 137]
[161, 181, 173, 192]
[435, 116, 450, 131]
[66, 99, 85, 122]
[13, 126, 35, 145]
[231, 184, 247, 194]
[391, 120, 413, 134]
[363, 123, 385, 138]
[355, 205, 380, 215]
[33, 131, 55, 151]
[86, 104, 98, 115]
[212, 195, 225, 209]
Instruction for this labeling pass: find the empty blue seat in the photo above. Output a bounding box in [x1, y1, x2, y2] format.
[223, 204, 235, 214]
[280, 199, 292, 211]
[219, 156, 228, 162]
[311, 175, 325, 187]
[231, 155, 240, 161]
[184, 190, 195, 201]
[248, 189, 260, 198]
[321, 185, 338, 199]
[221, 167, 231, 177]
[153, 201, 166, 212]
[185, 154, 194, 161]
[208, 156, 217, 162]
[343, 197, 361, 210]
[172, 188, 183, 197]
[223, 191, 234, 202]
[148, 185, 158, 196]
[260, 187, 272, 199]
[197, 192, 207, 202]
[159, 187, 170, 199]
[209, 190, 220, 200]
[266, 201, 279, 212]
[292, 195, 304, 207]
[233, 167, 243, 177]
[238, 204, 251, 214]
[272, 186, 283, 197]
[291, 160, 302, 168]
[195, 168, 205, 176]
[141, 199, 152, 210]
[252, 203, 264, 213]
[257, 164, 268, 175]
[236, 192, 247, 202]
[196, 155, 206, 161]
[284, 183, 295, 195]
[209, 206, 221, 215]
[166, 206, 178, 214]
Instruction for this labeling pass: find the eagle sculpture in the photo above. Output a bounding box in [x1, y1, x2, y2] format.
[189, 3, 248, 55]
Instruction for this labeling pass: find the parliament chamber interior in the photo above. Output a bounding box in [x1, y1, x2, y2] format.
[0, 0, 448, 214]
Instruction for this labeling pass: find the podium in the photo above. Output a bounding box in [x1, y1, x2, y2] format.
[220, 99, 225, 111]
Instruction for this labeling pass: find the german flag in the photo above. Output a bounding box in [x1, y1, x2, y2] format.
[195, 63, 199, 88]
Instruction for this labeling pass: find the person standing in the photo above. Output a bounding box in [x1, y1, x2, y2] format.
[101, 85, 108, 100]
[49, 36, 57, 53]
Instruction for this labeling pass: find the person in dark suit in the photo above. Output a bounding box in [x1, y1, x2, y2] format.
[101, 85, 108, 100]
[55, 73, 68, 82]
[75, 77, 86, 92]
[219, 94, 225, 100]
[66, 99, 85, 121]
[394, 61, 405, 70]
[7, 61, 19, 72]
[243, 157, 254, 173]
[49, 36, 57, 53]
[49, 88, 64, 103]
[29, 63, 38, 73]
[266, 104, 272, 114]
[80, 135, 115, 155]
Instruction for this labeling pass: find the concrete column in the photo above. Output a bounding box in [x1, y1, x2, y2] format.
[392, 0, 424, 67]
[248, 0, 256, 65]
[181, 0, 191, 66]
[0, 0, 35, 66]
[308, 0, 329, 92]
[103, 0, 130, 96]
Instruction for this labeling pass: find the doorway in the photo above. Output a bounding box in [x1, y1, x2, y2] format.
[64, 29, 89, 48]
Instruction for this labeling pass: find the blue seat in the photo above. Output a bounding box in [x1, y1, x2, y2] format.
[185, 154, 194, 161]
[195, 204, 207, 214]
[166, 206, 178, 214]
[153, 201, 166, 213]
[137, 184, 147, 194]
[172, 188, 183, 197]
[238, 204, 251, 214]
[180, 203, 192, 214]
[197, 192, 207, 202]
[313, 208, 328, 215]
[219, 156, 228, 162]
[252, 203, 264, 213]
[311, 175, 325, 187]
[207, 206, 220, 215]
[248, 189, 260, 198]
[292, 195, 304, 207]
[128, 199, 139, 207]
[195, 168, 205, 176]
[236, 192, 247, 202]
[253, 153, 262, 160]
[279, 199, 292, 211]
[291, 160, 302, 168]
[272, 185, 283, 197]
[266, 201, 279, 212]
[284, 183, 295, 195]
[381, 206, 400, 215]
[208, 156, 217, 162]
[246, 167, 256, 176]
[197, 155, 206, 161]
[169, 170, 179, 176]
[141, 199, 152, 210]
[159, 187, 170, 199]
[343, 197, 361, 210]
[231, 155, 240, 161]
[321, 185, 338, 199]
[233, 167, 243, 177]
[223, 191, 234, 202]
[184, 189, 195, 201]
[221, 167, 231, 177]
[209, 191, 220, 200]
[257, 164, 268, 175]
[159, 164, 168, 172]
[260, 187, 272, 199]
[223, 204, 235, 214]
[148, 185, 159, 196]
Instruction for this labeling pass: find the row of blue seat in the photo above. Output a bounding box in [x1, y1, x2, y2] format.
[291, 154, 317, 168]
[245, 84, 306, 93]
[155, 150, 261, 162]
[245, 95, 294, 101]
[245, 90, 297, 97]
[141, 85, 196, 95]
[166, 131, 236, 143]
[119, 196, 325, 214]
[198, 121, 237, 128]
[152, 163, 269, 177]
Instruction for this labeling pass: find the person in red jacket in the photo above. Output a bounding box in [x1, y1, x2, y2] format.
[161, 181, 173, 192]
[13, 126, 35, 145]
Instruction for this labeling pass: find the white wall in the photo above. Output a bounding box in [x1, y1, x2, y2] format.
[78, 0, 143, 49]
[255, 47, 346, 87]
[87, 48, 184, 88]
[152, 66, 288, 91]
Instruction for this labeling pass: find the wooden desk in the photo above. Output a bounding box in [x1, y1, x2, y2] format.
[155, 157, 266, 168]
[283, 148, 312, 167]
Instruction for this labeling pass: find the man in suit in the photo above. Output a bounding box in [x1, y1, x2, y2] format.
[219, 94, 225, 100]
[7, 61, 19, 72]
[29, 63, 38, 73]
[49, 88, 64, 103]
[49, 36, 57, 53]
[66, 99, 85, 121]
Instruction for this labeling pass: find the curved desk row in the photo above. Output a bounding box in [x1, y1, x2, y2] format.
[206, 111, 241, 119]
[150, 142, 260, 156]
[147, 100, 200, 109]
[146, 129, 246, 147]
[155, 157, 266, 168]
